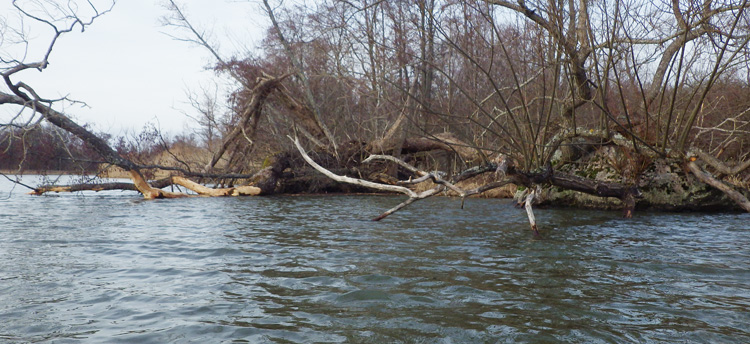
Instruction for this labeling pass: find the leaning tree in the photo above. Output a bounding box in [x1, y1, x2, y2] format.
[1, 0, 293, 198]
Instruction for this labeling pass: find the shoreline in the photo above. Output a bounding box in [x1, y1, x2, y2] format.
[3, 170, 747, 213]
[1, 169, 83, 176]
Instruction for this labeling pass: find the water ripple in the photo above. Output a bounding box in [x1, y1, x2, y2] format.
[1, 183, 750, 343]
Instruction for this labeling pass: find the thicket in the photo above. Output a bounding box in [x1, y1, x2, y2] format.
[0, 125, 99, 172]
[0, 124, 202, 174]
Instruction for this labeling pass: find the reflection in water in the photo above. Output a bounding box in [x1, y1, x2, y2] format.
[1, 178, 749, 343]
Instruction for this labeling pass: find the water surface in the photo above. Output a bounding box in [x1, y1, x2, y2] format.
[1, 176, 749, 343]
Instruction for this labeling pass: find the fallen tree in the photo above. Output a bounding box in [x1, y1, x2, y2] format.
[23, 150, 292, 197]
[291, 135, 647, 237]
[0, 1, 294, 199]
[1, 64, 295, 198]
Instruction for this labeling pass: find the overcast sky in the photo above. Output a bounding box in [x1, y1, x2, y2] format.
[3, 0, 268, 137]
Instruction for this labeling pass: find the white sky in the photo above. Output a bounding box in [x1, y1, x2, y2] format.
[2, 0, 268, 137]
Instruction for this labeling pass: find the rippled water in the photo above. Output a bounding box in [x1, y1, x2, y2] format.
[1, 176, 750, 343]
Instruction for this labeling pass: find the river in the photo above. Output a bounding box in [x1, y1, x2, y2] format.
[1, 176, 749, 343]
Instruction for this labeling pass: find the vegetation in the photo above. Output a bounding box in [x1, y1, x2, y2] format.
[2, 0, 749, 234]
[0, 124, 99, 172]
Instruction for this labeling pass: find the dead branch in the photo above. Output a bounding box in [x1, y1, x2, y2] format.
[292, 135, 453, 220]
[28, 153, 289, 197]
[293, 135, 545, 235]
[294, 130, 651, 234]
[171, 176, 261, 196]
[687, 161, 750, 212]
[292, 136, 417, 196]
[29, 178, 174, 195]
[548, 170, 641, 218]
[206, 74, 290, 170]
[691, 148, 750, 176]
[372, 187, 443, 221]
[0, 90, 179, 199]
[524, 186, 542, 238]
[28, 175, 264, 197]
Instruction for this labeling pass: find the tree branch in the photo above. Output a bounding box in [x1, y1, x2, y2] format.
[687, 161, 750, 212]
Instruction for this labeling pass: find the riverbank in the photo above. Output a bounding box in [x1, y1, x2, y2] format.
[5, 161, 749, 213]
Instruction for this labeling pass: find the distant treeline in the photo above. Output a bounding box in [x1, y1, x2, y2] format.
[0, 125, 101, 172]
[0, 123, 206, 174]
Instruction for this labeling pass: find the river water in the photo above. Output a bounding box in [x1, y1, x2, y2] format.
[1, 176, 749, 343]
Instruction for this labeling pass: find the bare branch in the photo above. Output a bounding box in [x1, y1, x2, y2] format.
[690, 148, 750, 176]
[262, 0, 339, 154]
[291, 135, 417, 196]
[687, 161, 750, 212]
[524, 185, 542, 237]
